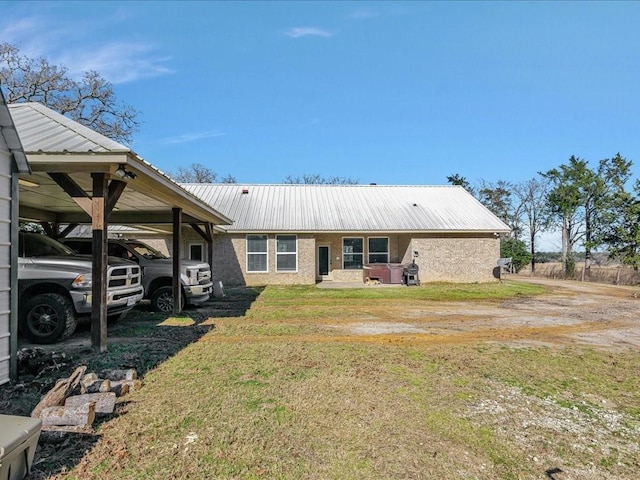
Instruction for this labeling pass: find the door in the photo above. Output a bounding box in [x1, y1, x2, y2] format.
[318, 245, 330, 279]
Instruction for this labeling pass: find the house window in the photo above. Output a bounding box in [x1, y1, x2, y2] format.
[247, 235, 268, 272]
[189, 243, 203, 261]
[276, 235, 297, 272]
[368, 237, 389, 263]
[343, 237, 363, 269]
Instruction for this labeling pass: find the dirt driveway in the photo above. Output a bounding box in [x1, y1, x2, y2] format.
[328, 276, 640, 351]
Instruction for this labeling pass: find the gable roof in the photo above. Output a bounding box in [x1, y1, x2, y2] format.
[8, 102, 231, 228]
[182, 183, 511, 233]
[8, 102, 128, 153]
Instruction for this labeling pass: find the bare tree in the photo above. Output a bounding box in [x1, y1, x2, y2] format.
[514, 177, 552, 275]
[0, 42, 139, 144]
[170, 162, 236, 183]
[283, 173, 359, 184]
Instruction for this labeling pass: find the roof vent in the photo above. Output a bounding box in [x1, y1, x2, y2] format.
[242, 186, 249, 194]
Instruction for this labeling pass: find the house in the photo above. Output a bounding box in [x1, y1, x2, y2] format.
[179, 183, 511, 286]
[0, 89, 30, 383]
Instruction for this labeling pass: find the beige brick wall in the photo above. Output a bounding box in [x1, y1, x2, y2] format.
[208, 234, 316, 286]
[408, 234, 501, 283]
[175, 230, 501, 286]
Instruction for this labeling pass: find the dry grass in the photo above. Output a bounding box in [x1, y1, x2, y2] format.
[41, 282, 640, 480]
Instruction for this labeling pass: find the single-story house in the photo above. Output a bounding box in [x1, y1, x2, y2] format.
[178, 183, 511, 286]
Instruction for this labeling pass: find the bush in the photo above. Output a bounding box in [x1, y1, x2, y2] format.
[501, 237, 532, 273]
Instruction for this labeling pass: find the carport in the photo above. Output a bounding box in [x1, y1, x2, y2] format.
[9, 102, 231, 357]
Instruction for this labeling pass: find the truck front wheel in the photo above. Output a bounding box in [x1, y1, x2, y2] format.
[20, 293, 77, 344]
[150, 286, 185, 313]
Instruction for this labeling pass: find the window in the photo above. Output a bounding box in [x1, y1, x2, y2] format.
[276, 235, 297, 272]
[368, 237, 389, 263]
[247, 235, 268, 272]
[189, 243, 203, 261]
[343, 237, 364, 269]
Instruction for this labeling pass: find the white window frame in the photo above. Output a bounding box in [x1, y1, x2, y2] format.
[342, 237, 364, 270]
[246, 234, 268, 273]
[368, 237, 389, 264]
[276, 235, 298, 273]
[189, 242, 204, 261]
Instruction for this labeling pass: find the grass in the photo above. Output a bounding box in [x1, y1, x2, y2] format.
[52, 281, 640, 480]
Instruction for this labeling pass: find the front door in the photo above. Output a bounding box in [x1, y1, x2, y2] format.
[318, 245, 330, 279]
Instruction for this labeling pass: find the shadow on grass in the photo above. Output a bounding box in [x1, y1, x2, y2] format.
[11, 287, 262, 479]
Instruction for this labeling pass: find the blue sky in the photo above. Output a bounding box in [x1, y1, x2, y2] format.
[2, 1, 640, 190]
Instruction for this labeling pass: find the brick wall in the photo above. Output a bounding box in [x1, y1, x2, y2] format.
[177, 230, 501, 286]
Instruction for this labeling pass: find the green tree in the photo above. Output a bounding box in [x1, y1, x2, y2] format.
[600, 180, 640, 270]
[0, 42, 139, 144]
[477, 180, 524, 239]
[541, 156, 589, 276]
[541, 154, 633, 278]
[500, 237, 532, 273]
[446, 173, 474, 195]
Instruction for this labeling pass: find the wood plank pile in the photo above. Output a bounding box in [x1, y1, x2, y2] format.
[30, 366, 142, 442]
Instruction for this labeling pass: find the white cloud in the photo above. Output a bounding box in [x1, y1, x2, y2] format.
[159, 130, 226, 145]
[283, 27, 333, 38]
[56, 42, 173, 84]
[347, 9, 379, 20]
[0, 13, 173, 84]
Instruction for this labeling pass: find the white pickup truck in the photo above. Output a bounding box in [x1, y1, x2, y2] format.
[18, 232, 144, 344]
[61, 238, 213, 312]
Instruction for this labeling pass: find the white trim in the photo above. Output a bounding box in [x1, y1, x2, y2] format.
[342, 236, 364, 270]
[368, 236, 390, 263]
[188, 242, 204, 261]
[246, 234, 268, 273]
[276, 234, 298, 273]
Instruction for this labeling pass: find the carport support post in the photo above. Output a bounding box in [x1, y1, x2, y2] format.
[172, 207, 182, 315]
[91, 173, 108, 352]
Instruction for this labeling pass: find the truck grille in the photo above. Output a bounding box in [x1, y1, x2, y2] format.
[108, 265, 142, 288]
[197, 268, 211, 284]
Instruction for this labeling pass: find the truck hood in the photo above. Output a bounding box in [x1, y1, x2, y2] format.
[144, 258, 209, 269]
[22, 255, 138, 272]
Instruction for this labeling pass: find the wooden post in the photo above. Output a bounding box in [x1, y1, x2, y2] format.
[91, 173, 108, 352]
[172, 207, 182, 315]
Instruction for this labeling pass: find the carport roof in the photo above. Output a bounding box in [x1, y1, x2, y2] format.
[9, 102, 232, 229]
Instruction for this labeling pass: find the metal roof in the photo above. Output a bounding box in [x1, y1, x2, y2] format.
[182, 184, 511, 233]
[8, 102, 231, 228]
[8, 102, 128, 153]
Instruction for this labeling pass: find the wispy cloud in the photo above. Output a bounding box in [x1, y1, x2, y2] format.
[0, 12, 173, 84]
[283, 27, 333, 38]
[347, 9, 380, 20]
[159, 130, 226, 145]
[56, 42, 173, 84]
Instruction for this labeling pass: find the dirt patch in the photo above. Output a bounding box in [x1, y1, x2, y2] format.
[324, 277, 640, 350]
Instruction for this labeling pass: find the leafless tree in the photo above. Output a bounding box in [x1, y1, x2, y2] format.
[283, 173, 359, 184]
[514, 178, 552, 274]
[170, 162, 236, 183]
[0, 42, 139, 144]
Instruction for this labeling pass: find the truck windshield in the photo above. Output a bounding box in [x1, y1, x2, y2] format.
[128, 242, 169, 259]
[20, 233, 77, 257]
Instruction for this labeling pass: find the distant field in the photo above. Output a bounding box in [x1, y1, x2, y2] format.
[520, 262, 639, 285]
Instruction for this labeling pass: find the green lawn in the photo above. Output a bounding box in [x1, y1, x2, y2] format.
[59, 282, 640, 479]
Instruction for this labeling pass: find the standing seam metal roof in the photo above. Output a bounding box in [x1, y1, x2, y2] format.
[182, 184, 511, 233]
